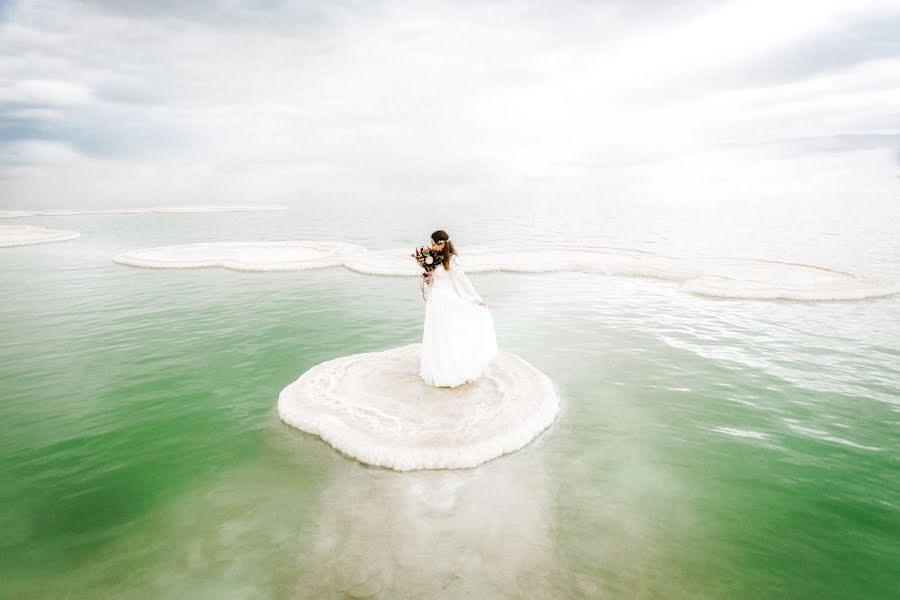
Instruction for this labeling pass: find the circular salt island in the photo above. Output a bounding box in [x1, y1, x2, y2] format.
[277, 344, 560, 471]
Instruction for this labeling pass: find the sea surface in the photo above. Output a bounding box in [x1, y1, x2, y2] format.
[1, 196, 899, 598]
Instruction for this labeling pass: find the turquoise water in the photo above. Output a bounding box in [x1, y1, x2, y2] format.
[1, 202, 899, 598]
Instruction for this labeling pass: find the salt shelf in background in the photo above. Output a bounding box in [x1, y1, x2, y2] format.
[113, 241, 365, 271]
[0, 225, 80, 247]
[0, 204, 287, 218]
[113, 241, 898, 301]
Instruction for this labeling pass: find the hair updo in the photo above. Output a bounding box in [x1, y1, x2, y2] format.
[430, 230, 456, 270]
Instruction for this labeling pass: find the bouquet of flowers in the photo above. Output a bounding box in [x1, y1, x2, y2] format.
[411, 246, 445, 272]
[412, 246, 445, 300]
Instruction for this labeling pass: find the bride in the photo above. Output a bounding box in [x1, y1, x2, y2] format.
[419, 230, 499, 388]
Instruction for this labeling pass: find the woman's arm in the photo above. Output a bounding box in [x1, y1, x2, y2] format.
[422, 272, 432, 300]
[450, 255, 486, 305]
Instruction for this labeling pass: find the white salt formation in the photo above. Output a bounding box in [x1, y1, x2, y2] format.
[348, 245, 898, 301]
[277, 344, 560, 471]
[0, 225, 80, 247]
[113, 240, 365, 271]
[0, 204, 286, 218]
[112, 241, 897, 300]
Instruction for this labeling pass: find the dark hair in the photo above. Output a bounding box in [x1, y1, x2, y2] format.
[430, 230, 456, 271]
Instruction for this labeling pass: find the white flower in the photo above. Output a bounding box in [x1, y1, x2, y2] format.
[425, 256, 433, 265]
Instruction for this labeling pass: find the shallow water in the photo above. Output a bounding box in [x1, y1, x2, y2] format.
[1, 201, 898, 598]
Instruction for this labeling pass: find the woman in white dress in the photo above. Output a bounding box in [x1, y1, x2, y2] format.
[419, 230, 499, 388]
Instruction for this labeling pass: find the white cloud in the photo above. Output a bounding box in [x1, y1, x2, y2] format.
[0, 78, 95, 106]
[0, 139, 86, 164]
[0, 0, 898, 207]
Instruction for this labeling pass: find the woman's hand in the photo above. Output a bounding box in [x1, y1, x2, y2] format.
[423, 272, 432, 284]
[478, 299, 488, 307]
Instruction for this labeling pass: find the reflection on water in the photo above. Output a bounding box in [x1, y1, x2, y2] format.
[299, 453, 563, 598]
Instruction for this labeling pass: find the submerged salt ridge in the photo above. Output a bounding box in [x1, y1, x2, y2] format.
[0, 225, 80, 247]
[115, 241, 898, 301]
[0, 204, 287, 218]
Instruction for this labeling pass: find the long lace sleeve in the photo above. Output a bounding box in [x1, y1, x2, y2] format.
[450, 255, 483, 304]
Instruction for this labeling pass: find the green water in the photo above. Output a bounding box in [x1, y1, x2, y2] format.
[1, 207, 899, 598]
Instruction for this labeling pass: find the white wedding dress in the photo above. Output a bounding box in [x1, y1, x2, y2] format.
[419, 254, 499, 387]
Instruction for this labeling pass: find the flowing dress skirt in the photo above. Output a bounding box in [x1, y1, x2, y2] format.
[419, 281, 499, 388]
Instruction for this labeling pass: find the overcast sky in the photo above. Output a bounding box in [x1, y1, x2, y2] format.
[1, 0, 899, 208]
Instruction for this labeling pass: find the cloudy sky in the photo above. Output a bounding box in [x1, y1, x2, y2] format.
[1, 0, 899, 208]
